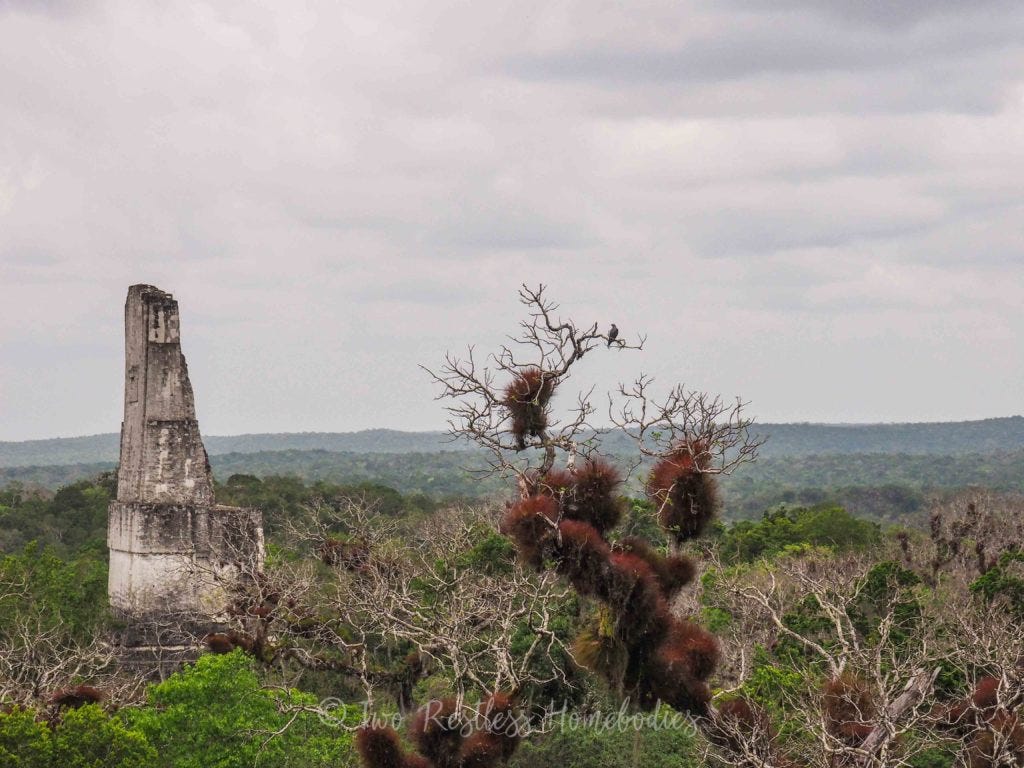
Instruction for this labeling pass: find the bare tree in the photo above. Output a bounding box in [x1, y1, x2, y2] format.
[329, 505, 572, 709]
[611, 375, 763, 477]
[0, 568, 149, 709]
[424, 282, 762, 496]
[916, 490, 1024, 586]
[201, 497, 573, 713]
[704, 547, 1024, 767]
[0, 613, 119, 708]
[424, 284, 644, 493]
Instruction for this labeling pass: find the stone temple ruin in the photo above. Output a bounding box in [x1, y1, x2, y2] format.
[107, 284, 264, 656]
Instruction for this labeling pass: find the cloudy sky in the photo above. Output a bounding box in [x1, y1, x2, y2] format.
[1, 0, 1022, 441]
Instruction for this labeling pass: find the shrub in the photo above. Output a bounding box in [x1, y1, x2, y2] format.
[128, 650, 362, 768]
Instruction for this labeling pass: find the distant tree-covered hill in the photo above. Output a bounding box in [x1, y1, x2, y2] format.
[751, 416, 1024, 457]
[4, 444, 1023, 524]
[0, 429, 468, 468]
[3, 417, 1021, 468]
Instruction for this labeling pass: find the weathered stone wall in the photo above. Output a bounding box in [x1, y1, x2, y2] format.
[116, 285, 213, 507]
[108, 285, 264, 648]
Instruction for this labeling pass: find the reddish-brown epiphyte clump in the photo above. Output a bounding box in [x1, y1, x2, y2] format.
[204, 632, 236, 654]
[561, 458, 625, 533]
[409, 698, 465, 768]
[554, 520, 612, 596]
[966, 710, 1024, 768]
[710, 697, 774, 751]
[659, 619, 721, 682]
[641, 645, 713, 715]
[716, 697, 771, 730]
[527, 459, 624, 532]
[939, 676, 1005, 730]
[248, 604, 273, 619]
[286, 615, 323, 639]
[404, 650, 424, 675]
[823, 673, 876, 744]
[648, 443, 719, 543]
[458, 731, 502, 768]
[204, 630, 257, 655]
[318, 538, 346, 565]
[970, 676, 1002, 716]
[500, 494, 559, 566]
[356, 726, 409, 768]
[631, 619, 719, 715]
[617, 536, 697, 599]
[991, 710, 1024, 752]
[604, 552, 667, 643]
[49, 685, 103, 709]
[467, 692, 520, 762]
[227, 630, 255, 654]
[658, 554, 697, 596]
[503, 367, 556, 450]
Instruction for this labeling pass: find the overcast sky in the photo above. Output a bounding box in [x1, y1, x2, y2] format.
[1, 1, 1022, 441]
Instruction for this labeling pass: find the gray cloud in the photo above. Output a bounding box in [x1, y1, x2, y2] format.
[503, 4, 1024, 82]
[731, 0, 1019, 29]
[0, 0, 1021, 440]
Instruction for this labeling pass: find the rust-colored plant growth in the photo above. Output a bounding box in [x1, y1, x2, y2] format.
[48, 684, 104, 709]
[647, 442, 719, 544]
[500, 446, 720, 715]
[503, 367, 555, 450]
[935, 677, 1024, 767]
[356, 694, 520, 768]
[823, 673, 877, 745]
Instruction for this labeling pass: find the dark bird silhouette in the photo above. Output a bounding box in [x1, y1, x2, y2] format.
[607, 323, 619, 347]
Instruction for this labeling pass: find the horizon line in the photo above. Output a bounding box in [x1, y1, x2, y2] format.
[3, 414, 1022, 446]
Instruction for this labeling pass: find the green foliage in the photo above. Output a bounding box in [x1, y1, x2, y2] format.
[210, 452, 501, 501]
[6, 430, 1024, 529]
[720, 450, 1024, 522]
[849, 561, 922, 647]
[716, 505, 880, 563]
[616, 498, 669, 543]
[0, 542, 108, 640]
[0, 705, 156, 768]
[508, 712, 699, 768]
[0, 475, 114, 554]
[511, 592, 585, 712]
[738, 649, 808, 724]
[970, 549, 1024, 617]
[767, 583, 837, 666]
[51, 705, 156, 768]
[128, 651, 361, 768]
[5, 418, 1024, 471]
[0, 471, 450, 556]
[702, 606, 732, 633]
[905, 745, 956, 768]
[455, 530, 518, 576]
[698, 568, 737, 633]
[0, 707, 51, 768]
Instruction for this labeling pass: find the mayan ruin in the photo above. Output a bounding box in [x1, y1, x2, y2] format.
[107, 284, 264, 652]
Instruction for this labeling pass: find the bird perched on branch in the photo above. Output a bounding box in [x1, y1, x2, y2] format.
[607, 323, 619, 347]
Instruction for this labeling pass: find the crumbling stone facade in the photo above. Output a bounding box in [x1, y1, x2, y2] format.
[108, 284, 264, 649]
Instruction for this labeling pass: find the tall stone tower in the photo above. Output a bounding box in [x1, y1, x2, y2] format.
[108, 284, 264, 649]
